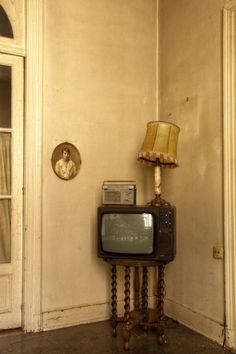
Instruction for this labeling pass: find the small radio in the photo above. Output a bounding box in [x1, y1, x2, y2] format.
[102, 181, 136, 206]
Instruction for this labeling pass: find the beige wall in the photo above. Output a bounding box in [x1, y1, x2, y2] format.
[42, 0, 156, 328]
[39, 0, 226, 341]
[158, 0, 225, 343]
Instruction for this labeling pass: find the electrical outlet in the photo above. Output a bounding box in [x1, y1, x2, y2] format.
[213, 245, 224, 259]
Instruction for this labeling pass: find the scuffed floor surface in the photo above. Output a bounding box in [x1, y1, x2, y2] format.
[0, 319, 234, 354]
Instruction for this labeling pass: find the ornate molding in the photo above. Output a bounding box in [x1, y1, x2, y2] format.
[0, 0, 25, 55]
[223, 0, 236, 349]
[23, 0, 43, 332]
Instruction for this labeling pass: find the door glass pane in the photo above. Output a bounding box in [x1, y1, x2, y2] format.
[0, 65, 11, 128]
[0, 5, 13, 38]
[0, 133, 11, 195]
[0, 132, 11, 264]
[0, 199, 11, 263]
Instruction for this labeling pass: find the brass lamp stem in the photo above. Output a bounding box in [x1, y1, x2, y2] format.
[154, 166, 161, 196]
[148, 166, 170, 206]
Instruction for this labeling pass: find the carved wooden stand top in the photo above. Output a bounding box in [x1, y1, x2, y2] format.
[104, 258, 166, 351]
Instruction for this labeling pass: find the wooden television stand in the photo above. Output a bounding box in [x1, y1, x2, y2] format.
[105, 258, 167, 351]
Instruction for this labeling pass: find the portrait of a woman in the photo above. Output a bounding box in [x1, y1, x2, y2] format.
[51, 142, 81, 180]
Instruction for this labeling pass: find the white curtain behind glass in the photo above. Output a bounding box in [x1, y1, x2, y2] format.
[0, 133, 11, 263]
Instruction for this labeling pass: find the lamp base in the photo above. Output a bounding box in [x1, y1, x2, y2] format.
[147, 194, 170, 207]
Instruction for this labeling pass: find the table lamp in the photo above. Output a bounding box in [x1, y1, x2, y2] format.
[137, 121, 180, 206]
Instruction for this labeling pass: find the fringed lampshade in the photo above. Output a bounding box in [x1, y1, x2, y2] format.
[137, 121, 180, 205]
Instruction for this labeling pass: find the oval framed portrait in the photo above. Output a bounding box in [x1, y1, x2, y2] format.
[51, 142, 81, 180]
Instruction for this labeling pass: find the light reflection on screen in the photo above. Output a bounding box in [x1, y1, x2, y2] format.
[101, 213, 154, 254]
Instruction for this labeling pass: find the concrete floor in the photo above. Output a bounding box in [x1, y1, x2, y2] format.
[0, 319, 234, 354]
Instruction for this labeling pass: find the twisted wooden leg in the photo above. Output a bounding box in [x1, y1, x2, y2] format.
[156, 264, 166, 345]
[111, 265, 118, 336]
[141, 266, 148, 312]
[134, 267, 140, 311]
[141, 266, 149, 328]
[122, 266, 131, 350]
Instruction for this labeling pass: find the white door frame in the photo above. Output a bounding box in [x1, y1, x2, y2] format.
[223, 0, 236, 349]
[23, 0, 43, 332]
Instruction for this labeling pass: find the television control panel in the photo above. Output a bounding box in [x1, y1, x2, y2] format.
[159, 207, 175, 230]
[157, 206, 176, 262]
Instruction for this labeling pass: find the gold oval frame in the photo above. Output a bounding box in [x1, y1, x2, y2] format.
[51, 142, 81, 181]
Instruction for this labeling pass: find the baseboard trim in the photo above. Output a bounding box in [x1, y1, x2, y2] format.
[42, 302, 110, 331]
[42, 296, 157, 331]
[225, 328, 236, 350]
[164, 298, 224, 345]
[42, 296, 224, 346]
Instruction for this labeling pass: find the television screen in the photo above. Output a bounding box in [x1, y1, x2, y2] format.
[101, 213, 153, 254]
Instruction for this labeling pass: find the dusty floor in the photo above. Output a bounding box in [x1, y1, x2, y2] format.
[0, 319, 234, 354]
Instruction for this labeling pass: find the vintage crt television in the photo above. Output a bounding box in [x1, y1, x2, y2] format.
[97, 205, 176, 263]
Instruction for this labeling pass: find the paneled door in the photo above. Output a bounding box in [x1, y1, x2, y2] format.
[0, 53, 23, 329]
